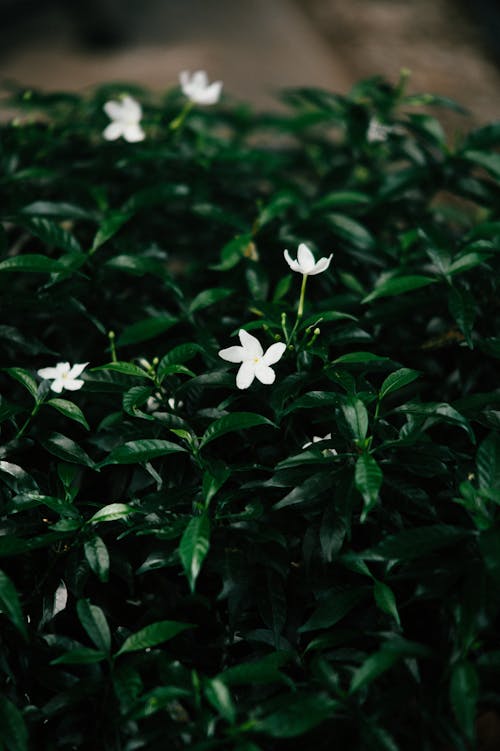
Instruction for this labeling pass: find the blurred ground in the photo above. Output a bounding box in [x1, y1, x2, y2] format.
[1, 0, 500, 126]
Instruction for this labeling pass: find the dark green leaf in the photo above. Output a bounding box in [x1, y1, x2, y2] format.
[116, 315, 177, 347]
[179, 513, 210, 593]
[41, 432, 97, 468]
[0, 569, 28, 640]
[116, 620, 194, 655]
[84, 535, 110, 582]
[0, 695, 28, 751]
[200, 412, 275, 447]
[379, 368, 420, 400]
[101, 439, 186, 466]
[76, 598, 111, 652]
[362, 275, 436, 303]
[0, 254, 63, 273]
[47, 398, 90, 430]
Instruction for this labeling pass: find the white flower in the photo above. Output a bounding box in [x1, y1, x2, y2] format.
[367, 117, 398, 143]
[103, 95, 145, 142]
[302, 433, 337, 456]
[37, 362, 88, 393]
[284, 243, 332, 276]
[218, 330, 286, 390]
[179, 70, 223, 106]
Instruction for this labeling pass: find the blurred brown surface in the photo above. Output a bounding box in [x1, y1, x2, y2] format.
[0, 0, 499, 124]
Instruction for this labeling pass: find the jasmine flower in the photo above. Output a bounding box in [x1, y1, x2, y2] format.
[218, 329, 286, 389]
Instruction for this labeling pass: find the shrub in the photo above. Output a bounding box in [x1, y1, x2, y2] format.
[1, 74, 500, 750]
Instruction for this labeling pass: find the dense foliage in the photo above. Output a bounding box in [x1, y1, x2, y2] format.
[1, 74, 500, 750]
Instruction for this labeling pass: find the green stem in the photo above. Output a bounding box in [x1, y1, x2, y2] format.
[169, 101, 194, 132]
[15, 401, 42, 440]
[288, 273, 308, 343]
[108, 330, 117, 363]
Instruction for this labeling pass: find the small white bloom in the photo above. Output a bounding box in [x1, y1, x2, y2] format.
[218, 329, 286, 390]
[179, 70, 223, 106]
[302, 433, 337, 456]
[103, 95, 145, 142]
[37, 362, 88, 393]
[284, 243, 332, 276]
[367, 117, 397, 143]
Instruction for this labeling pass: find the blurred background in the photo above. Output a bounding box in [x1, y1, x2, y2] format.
[1, 0, 500, 124]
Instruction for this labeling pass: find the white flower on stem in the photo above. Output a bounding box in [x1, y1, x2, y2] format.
[179, 70, 223, 106]
[218, 330, 286, 390]
[367, 117, 399, 143]
[284, 243, 332, 276]
[302, 433, 338, 456]
[37, 362, 88, 393]
[103, 95, 145, 142]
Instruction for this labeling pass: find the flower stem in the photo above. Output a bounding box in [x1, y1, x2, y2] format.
[288, 273, 308, 343]
[108, 331, 117, 363]
[169, 101, 194, 132]
[15, 401, 42, 440]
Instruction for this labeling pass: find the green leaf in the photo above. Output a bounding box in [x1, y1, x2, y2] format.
[450, 661, 479, 741]
[41, 432, 97, 468]
[24, 217, 82, 254]
[327, 213, 374, 250]
[0, 569, 28, 640]
[179, 513, 210, 593]
[0, 695, 29, 751]
[101, 439, 186, 466]
[47, 398, 90, 430]
[50, 647, 107, 665]
[299, 587, 367, 631]
[76, 598, 111, 652]
[116, 315, 177, 347]
[188, 288, 233, 314]
[122, 182, 189, 212]
[210, 232, 254, 271]
[350, 649, 400, 693]
[4, 367, 39, 399]
[362, 275, 436, 303]
[365, 525, 469, 561]
[19, 200, 95, 220]
[157, 343, 201, 368]
[341, 397, 369, 441]
[218, 652, 292, 686]
[373, 580, 400, 626]
[116, 619, 194, 655]
[87, 503, 136, 524]
[204, 678, 236, 725]
[379, 368, 420, 400]
[200, 412, 275, 447]
[90, 211, 133, 254]
[448, 286, 476, 348]
[355, 452, 383, 519]
[122, 385, 154, 420]
[333, 352, 390, 365]
[476, 432, 500, 490]
[92, 361, 153, 379]
[397, 401, 475, 443]
[253, 693, 336, 738]
[202, 462, 230, 506]
[463, 149, 500, 180]
[0, 254, 63, 273]
[84, 535, 110, 582]
[313, 191, 370, 210]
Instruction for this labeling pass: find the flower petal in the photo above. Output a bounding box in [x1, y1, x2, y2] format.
[50, 379, 64, 393]
[218, 346, 245, 363]
[103, 100, 124, 120]
[62, 379, 84, 391]
[68, 362, 89, 379]
[283, 249, 302, 274]
[254, 362, 275, 385]
[308, 254, 333, 275]
[262, 341, 286, 366]
[103, 122, 123, 141]
[121, 95, 142, 120]
[124, 124, 145, 143]
[199, 81, 222, 105]
[37, 367, 60, 380]
[238, 329, 263, 358]
[236, 361, 256, 389]
[297, 243, 315, 273]
[192, 70, 208, 89]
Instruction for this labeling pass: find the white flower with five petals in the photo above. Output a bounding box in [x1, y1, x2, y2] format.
[37, 362, 88, 393]
[218, 330, 286, 390]
[179, 70, 223, 106]
[284, 243, 332, 276]
[103, 95, 145, 142]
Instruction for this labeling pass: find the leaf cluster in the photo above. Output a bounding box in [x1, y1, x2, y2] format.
[1, 76, 500, 750]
